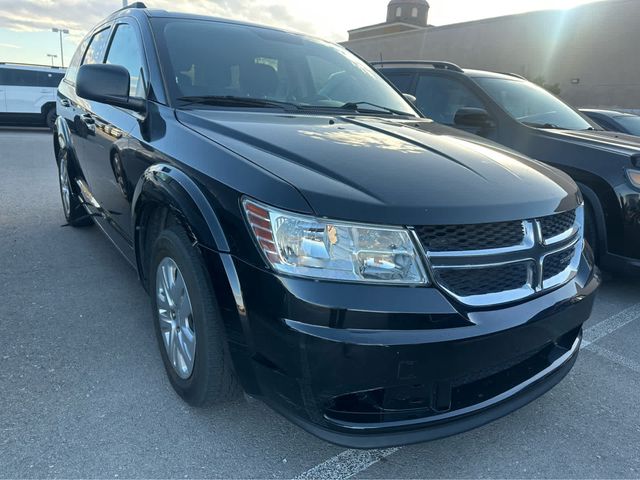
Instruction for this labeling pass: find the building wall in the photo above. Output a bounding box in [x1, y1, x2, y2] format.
[349, 23, 422, 41]
[343, 0, 640, 109]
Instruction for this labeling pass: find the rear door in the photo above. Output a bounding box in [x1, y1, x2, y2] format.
[4, 68, 50, 113]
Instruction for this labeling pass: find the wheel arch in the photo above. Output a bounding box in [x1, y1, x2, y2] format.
[132, 163, 260, 393]
[576, 181, 608, 256]
[41, 101, 56, 117]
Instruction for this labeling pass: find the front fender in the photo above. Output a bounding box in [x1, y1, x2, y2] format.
[132, 163, 230, 255]
[54, 115, 72, 161]
[131, 164, 260, 394]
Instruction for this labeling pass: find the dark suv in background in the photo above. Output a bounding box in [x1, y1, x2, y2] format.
[377, 61, 640, 274]
[54, 5, 598, 447]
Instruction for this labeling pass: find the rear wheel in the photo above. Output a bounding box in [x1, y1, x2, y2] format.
[45, 107, 56, 130]
[57, 150, 92, 227]
[150, 224, 241, 406]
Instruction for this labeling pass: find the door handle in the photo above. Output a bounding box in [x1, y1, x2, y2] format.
[81, 114, 95, 125]
[60, 99, 71, 107]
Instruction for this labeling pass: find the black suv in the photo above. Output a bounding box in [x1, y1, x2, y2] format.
[54, 5, 598, 448]
[377, 61, 640, 275]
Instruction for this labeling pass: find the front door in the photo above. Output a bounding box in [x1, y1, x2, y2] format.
[84, 21, 148, 245]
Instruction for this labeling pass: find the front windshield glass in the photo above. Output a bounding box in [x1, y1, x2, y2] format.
[151, 18, 417, 116]
[474, 77, 592, 130]
[615, 115, 640, 135]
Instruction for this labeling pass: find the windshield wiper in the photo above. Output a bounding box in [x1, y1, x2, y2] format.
[176, 95, 300, 110]
[522, 121, 562, 129]
[340, 101, 409, 116]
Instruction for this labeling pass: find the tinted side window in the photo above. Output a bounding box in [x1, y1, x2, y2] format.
[383, 73, 414, 94]
[37, 71, 64, 87]
[415, 75, 484, 125]
[82, 28, 111, 66]
[0, 67, 8, 85]
[1, 69, 38, 86]
[65, 36, 91, 84]
[105, 24, 145, 97]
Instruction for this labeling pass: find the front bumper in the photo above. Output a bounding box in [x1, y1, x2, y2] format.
[230, 251, 599, 448]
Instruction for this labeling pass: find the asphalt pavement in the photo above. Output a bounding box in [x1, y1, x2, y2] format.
[1, 128, 639, 479]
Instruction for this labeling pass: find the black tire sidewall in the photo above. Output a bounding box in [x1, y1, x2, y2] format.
[150, 225, 233, 406]
[57, 150, 92, 227]
[46, 108, 56, 130]
[584, 202, 599, 259]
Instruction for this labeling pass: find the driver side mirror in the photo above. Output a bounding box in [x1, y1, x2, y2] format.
[454, 107, 495, 129]
[403, 93, 417, 104]
[76, 64, 146, 113]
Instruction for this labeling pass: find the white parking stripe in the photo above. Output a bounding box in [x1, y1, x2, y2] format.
[581, 303, 640, 347]
[292, 303, 640, 480]
[292, 448, 400, 480]
[584, 343, 640, 374]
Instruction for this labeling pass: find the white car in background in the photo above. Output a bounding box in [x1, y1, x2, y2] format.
[0, 63, 65, 129]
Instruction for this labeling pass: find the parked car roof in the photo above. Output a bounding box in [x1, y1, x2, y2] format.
[581, 108, 636, 117]
[0, 63, 66, 72]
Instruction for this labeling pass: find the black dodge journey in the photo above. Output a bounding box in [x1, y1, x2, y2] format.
[53, 3, 599, 448]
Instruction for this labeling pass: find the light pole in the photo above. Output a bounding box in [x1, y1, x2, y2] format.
[47, 54, 58, 67]
[51, 27, 70, 67]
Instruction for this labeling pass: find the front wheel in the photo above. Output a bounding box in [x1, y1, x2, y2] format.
[57, 150, 92, 227]
[150, 224, 241, 406]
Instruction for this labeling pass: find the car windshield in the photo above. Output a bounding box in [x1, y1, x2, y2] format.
[614, 115, 640, 135]
[474, 77, 592, 131]
[150, 18, 417, 116]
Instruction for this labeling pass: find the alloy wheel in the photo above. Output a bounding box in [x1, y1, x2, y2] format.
[59, 153, 71, 217]
[156, 257, 196, 379]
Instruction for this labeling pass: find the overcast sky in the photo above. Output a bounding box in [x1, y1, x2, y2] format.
[0, 0, 597, 66]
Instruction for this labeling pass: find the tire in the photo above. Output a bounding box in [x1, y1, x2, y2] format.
[45, 107, 57, 130]
[57, 149, 93, 227]
[150, 223, 241, 406]
[584, 201, 599, 261]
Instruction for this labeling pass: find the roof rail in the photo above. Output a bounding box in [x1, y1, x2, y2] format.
[117, 2, 147, 12]
[0, 62, 64, 70]
[370, 60, 464, 73]
[500, 72, 526, 80]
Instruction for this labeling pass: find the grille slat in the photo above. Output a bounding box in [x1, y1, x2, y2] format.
[543, 247, 575, 281]
[540, 210, 576, 240]
[436, 263, 529, 297]
[415, 221, 525, 252]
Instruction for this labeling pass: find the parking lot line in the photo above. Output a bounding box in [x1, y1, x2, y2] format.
[292, 302, 640, 480]
[581, 303, 640, 347]
[292, 448, 400, 480]
[584, 343, 640, 375]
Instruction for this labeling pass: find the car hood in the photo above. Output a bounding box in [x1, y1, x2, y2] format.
[539, 129, 640, 157]
[177, 110, 580, 225]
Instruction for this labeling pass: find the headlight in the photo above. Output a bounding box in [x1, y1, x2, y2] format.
[243, 199, 428, 285]
[627, 169, 640, 189]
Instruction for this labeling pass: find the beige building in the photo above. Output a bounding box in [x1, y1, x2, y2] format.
[344, 0, 640, 109]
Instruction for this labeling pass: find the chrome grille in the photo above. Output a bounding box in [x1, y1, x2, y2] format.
[416, 207, 584, 307]
[540, 210, 577, 241]
[543, 246, 576, 281]
[415, 221, 525, 252]
[436, 263, 529, 297]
